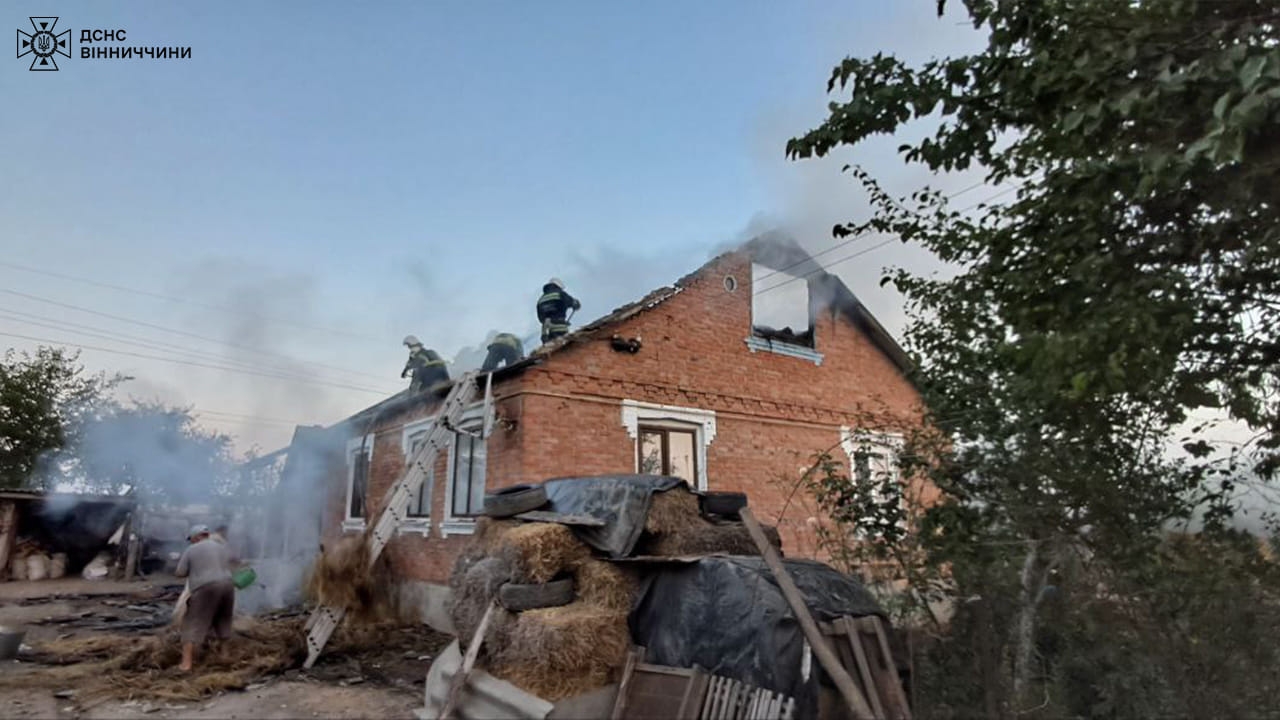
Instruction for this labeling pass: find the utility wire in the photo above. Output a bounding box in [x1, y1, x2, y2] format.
[0, 307, 401, 392]
[0, 259, 386, 343]
[747, 177, 996, 291]
[0, 330, 394, 396]
[0, 288, 396, 384]
[750, 183, 1023, 298]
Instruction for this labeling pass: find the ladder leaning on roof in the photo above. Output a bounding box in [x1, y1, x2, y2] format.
[303, 370, 491, 669]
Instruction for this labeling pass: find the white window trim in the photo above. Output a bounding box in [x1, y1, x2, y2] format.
[342, 434, 375, 533]
[398, 418, 436, 536]
[441, 403, 488, 537]
[622, 400, 716, 491]
[839, 427, 907, 533]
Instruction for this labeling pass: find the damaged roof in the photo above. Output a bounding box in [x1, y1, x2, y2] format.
[533, 231, 912, 372]
[327, 232, 911, 435]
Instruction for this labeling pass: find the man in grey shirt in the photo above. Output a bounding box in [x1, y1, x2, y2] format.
[174, 525, 236, 672]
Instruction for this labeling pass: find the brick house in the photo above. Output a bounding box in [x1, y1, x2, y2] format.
[315, 233, 924, 620]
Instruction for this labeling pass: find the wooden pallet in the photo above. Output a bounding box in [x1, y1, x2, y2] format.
[818, 615, 911, 720]
[610, 647, 796, 720]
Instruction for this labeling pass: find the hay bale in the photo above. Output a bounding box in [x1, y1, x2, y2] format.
[475, 517, 521, 548]
[450, 556, 514, 648]
[495, 522, 590, 584]
[490, 663, 615, 704]
[645, 522, 783, 557]
[488, 602, 630, 701]
[573, 559, 638, 613]
[644, 487, 703, 535]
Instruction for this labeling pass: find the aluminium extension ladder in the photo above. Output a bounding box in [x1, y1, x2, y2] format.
[303, 371, 490, 668]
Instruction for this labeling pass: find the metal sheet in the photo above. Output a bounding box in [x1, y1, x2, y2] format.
[420, 640, 555, 720]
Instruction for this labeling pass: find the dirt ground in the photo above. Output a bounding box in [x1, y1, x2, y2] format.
[0, 578, 446, 719]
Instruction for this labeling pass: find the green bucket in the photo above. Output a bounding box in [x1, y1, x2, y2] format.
[232, 566, 257, 590]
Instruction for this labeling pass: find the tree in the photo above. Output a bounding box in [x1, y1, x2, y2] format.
[0, 347, 123, 488]
[786, 0, 1280, 714]
[2, 344, 243, 505]
[58, 398, 239, 506]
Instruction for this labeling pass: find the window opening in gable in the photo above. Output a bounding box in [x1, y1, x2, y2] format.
[637, 424, 697, 485]
[750, 262, 814, 348]
[450, 432, 486, 518]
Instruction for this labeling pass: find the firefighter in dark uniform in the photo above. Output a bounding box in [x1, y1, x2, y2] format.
[480, 332, 525, 372]
[401, 335, 449, 392]
[536, 278, 581, 344]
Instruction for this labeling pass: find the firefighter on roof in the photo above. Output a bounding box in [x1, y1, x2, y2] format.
[536, 278, 581, 344]
[402, 335, 449, 392]
[481, 332, 525, 372]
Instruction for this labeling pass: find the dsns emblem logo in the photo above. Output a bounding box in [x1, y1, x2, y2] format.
[17, 17, 71, 71]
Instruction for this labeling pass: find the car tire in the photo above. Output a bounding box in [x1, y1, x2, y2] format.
[483, 484, 549, 518]
[498, 578, 575, 611]
[700, 491, 748, 518]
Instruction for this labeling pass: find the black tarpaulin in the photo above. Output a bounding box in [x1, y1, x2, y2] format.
[628, 556, 886, 714]
[539, 475, 685, 557]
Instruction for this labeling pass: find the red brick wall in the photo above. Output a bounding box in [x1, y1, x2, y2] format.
[322, 250, 927, 583]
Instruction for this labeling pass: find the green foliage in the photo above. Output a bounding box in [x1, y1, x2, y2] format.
[0, 347, 124, 489]
[788, 0, 1280, 715]
[2, 344, 244, 504]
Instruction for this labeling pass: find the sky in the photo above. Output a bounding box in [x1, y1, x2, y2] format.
[3, 1, 990, 454]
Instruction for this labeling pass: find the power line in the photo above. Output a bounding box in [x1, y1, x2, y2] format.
[0, 288, 396, 384]
[0, 307, 401, 392]
[193, 408, 315, 425]
[0, 259, 386, 343]
[0, 330, 395, 396]
[0, 309, 314, 381]
[748, 177, 997, 291]
[750, 183, 1023, 299]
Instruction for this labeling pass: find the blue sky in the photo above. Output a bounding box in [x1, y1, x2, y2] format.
[3, 1, 986, 451]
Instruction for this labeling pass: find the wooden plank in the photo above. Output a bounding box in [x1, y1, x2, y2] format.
[702, 676, 723, 720]
[636, 663, 696, 678]
[610, 646, 645, 720]
[513, 510, 607, 527]
[710, 678, 728, 720]
[439, 600, 497, 719]
[763, 692, 779, 720]
[747, 691, 761, 720]
[676, 666, 709, 720]
[818, 620, 844, 636]
[842, 616, 886, 720]
[0, 501, 17, 583]
[740, 508, 876, 720]
[866, 616, 912, 720]
[717, 677, 733, 720]
[723, 680, 742, 720]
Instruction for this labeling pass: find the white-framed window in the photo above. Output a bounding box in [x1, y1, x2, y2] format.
[441, 404, 488, 536]
[840, 427, 906, 537]
[343, 434, 375, 533]
[745, 262, 823, 365]
[399, 419, 435, 535]
[622, 400, 716, 491]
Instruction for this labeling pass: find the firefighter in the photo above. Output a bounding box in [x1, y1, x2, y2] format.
[480, 332, 525, 372]
[402, 335, 449, 392]
[536, 278, 581, 344]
